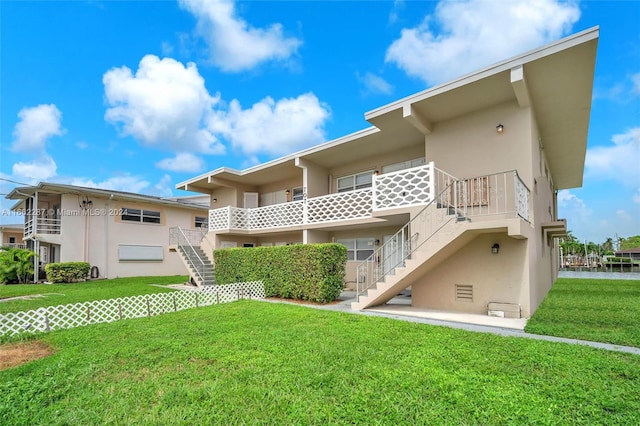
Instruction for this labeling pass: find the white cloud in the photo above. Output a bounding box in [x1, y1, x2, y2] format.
[12, 156, 58, 182]
[104, 55, 331, 163]
[178, 0, 301, 72]
[386, 0, 580, 85]
[211, 92, 330, 156]
[103, 54, 225, 155]
[12, 104, 64, 153]
[69, 175, 151, 194]
[585, 127, 640, 185]
[156, 152, 205, 173]
[154, 174, 174, 197]
[357, 72, 394, 95]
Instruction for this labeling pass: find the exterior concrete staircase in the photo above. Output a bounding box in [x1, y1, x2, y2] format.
[169, 226, 216, 288]
[352, 172, 532, 311]
[177, 244, 215, 287]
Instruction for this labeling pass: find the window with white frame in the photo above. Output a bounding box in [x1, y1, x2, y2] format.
[260, 190, 287, 207]
[195, 216, 208, 228]
[292, 186, 304, 201]
[337, 171, 373, 193]
[121, 208, 161, 224]
[337, 238, 376, 261]
[382, 157, 426, 174]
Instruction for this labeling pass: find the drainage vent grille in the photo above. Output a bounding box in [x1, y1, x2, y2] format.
[455, 284, 473, 302]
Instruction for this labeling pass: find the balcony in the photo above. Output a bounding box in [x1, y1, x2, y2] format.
[208, 164, 530, 232]
[24, 217, 61, 239]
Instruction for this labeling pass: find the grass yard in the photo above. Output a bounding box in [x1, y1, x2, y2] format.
[526, 278, 640, 348]
[1, 301, 639, 425]
[0, 276, 188, 314]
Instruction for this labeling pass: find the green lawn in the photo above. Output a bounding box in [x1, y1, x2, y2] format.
[526, 278, 640, 348]
[0, 276, 187, 314]
[1, 301, 639, 425]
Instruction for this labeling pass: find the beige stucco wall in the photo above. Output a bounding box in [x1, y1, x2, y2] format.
[0, 229, 24, 245]
[54, 194, 206, 279]
[426, 101, 534, 188]
[299, 159, 329, 199]
[328, 144, 425, 192]
[411, 233, 530, 316]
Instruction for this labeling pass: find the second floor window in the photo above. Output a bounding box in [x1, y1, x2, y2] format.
[122, 208, 161, 224]
[195, 216, 208, 228]
[337, 171, 373, 193]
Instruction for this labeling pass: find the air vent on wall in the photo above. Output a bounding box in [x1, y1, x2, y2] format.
[455, 284, 473, 302]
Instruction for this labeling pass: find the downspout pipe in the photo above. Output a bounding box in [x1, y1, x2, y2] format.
[104, 194, 114, 278]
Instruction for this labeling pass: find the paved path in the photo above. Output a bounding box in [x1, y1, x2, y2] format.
[262, 291, 640, 356]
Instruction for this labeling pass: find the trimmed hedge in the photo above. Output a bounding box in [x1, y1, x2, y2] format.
[213, 243, 346, 303]
[45, 262, 91, 283]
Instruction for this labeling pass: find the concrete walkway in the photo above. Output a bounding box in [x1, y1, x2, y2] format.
[262, 290, 640, 356]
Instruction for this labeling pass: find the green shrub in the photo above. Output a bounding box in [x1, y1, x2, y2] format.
[213, 243, 346, 303]
[0, 247, 36, 284]
[45, 262, 91, 283]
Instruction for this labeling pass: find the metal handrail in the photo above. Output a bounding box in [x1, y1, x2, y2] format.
[355, 169, 532, 301]
[170, 226, 206, 286]
[356, 179, 459, 301]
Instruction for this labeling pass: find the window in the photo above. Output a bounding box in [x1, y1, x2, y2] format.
[337, 171, 373, 193]
[382, 157, 426, 174]
[292, 187, 304, 201]
[8, 237, 16, 244]
[337, 238, 376, 261]
[122, 208, 161, 224]
[260, 191, 287, 206]
[195, 216, 208, 228]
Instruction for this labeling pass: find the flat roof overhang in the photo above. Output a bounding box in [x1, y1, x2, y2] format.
[177, 124, 425, 193]
[365, 27, 599, 190]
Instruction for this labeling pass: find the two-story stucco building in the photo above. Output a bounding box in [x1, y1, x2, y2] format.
[6, 183, 209, 282]
[174, 28, 598, 318]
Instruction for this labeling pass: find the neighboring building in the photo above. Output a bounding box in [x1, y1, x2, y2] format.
[5, 183, 209, 282]
[176, 28, 598, 317]
[0, 224, 25, 249]
[614, 248, 640, 260]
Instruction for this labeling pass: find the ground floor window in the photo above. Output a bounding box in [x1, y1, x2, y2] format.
[337, 238, 376, 261]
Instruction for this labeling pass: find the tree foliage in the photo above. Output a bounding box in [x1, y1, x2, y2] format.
[0, 247, 36, 284]
[619, 235, 640, 250]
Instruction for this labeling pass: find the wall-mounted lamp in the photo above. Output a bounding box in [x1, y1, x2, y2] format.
[496, 124, 505, 134]
[285, 189, 290, 195]
[491, 243, 500, 254]
[212, 198, 218, 203]
[373, 170, 379, 176]
[375, 239, 380, 246]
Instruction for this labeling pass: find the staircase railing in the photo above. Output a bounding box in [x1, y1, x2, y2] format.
[356, 179, 459, 302]
[355, 169, 532, 302]
[170, 226, 207, 286]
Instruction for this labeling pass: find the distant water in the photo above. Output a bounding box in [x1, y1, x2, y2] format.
[559, 271, 640, 280]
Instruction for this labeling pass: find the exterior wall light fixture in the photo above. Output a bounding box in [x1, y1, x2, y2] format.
[285, 190, 290, 195]
[496, 124, 505, 134]
[212, 198, 218, 203]
[373, 170, 379, 176]
[491, 243, 500, 254]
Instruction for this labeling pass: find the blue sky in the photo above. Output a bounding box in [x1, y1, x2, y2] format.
[1, 0, 638, 244]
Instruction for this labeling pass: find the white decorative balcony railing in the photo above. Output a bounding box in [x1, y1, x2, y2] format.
[306, 189, 372, 224]
[24, 217, 61, 238]
[207, 165, 531, 232]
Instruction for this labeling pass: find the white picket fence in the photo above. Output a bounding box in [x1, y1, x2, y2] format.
[0, 281, 265, 336]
